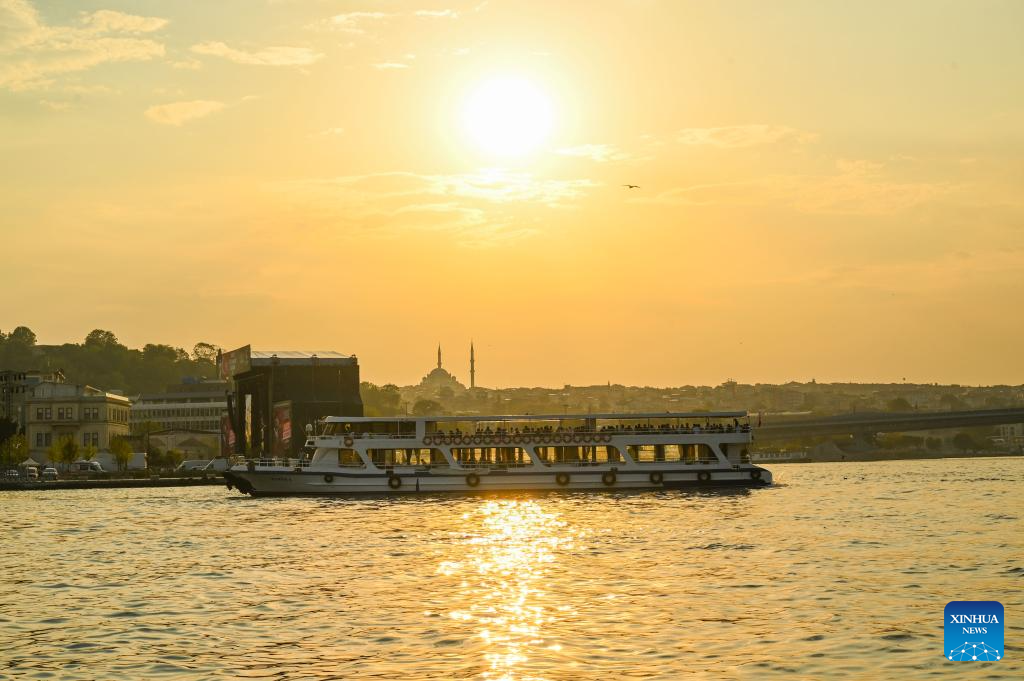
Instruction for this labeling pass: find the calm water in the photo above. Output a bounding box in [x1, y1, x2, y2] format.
[1, 459, 1021, 680]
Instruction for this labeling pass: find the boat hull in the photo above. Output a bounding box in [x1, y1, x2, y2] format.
[223, 466, 772, 496]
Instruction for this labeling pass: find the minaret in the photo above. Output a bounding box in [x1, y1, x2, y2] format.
[470, 341, 476, 388]
[437, 344, 442, 369]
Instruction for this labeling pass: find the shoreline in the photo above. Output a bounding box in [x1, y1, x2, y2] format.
[0, 477, 225, 492]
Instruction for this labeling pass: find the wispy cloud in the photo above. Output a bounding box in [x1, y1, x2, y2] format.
[145, 99, 224, 126]
[556, 144, 630, 163]
[676, 124, 818, 148]
[634, 159, 945, 215]
[0, 1, 167, 91]
[308, 11, 390, 34]
[80, 9, 168, 34]
[191, 41, 322, 66]
[373, 62, 409, 70]
[272, 170, 595, 246]
[414, 9, 459, 18]
[169, 57, 202, 70]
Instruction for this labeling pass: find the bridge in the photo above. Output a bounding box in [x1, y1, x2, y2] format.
[756, 408, 1024, 440]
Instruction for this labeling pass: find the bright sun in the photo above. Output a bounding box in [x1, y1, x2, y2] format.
[461, 77, 554, 158]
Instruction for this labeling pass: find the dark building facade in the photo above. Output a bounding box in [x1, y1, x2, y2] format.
[220, 347, 363, 457]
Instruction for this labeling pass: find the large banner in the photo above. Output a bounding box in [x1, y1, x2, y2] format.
[219, 345, 251, 381]
[272, 401, 293, 457]
[220, 414, 235, 456]
[244, 394, 252, 452]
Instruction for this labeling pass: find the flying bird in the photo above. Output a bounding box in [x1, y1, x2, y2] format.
[622, 184, 640, 189]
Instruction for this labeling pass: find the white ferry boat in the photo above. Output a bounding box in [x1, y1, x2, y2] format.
[223, 412, 771, 496]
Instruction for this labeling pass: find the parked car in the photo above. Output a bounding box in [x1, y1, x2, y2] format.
[72, 460, 104, 473]
[42, 467, 59, 480]
[25, 467, 39, 480]
[4, 469, 19, 480]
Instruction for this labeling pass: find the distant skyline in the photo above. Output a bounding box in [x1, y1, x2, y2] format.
[2, 1, 1022, 387]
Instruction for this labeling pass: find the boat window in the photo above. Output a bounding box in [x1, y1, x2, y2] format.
[627, 443, 717, 463]
[355, 421, 416, 438]
[451, 447, 532, 467]
[535, 445, 621, 466]
[628, 444, 684, 462]
[367, 448, 446, 466]
[336, 449, 364, 467]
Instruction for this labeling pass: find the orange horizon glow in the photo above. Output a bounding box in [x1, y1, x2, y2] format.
[1, 0, 1022, 388]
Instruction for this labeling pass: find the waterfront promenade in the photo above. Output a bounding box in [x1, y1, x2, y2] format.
[0, 476, 223, 492]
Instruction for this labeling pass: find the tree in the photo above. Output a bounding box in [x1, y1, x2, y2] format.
[192, 342, 220, 364]
[0, 434, 27, 467]
[412, 399, 443, 416]
[164, 449, 184, 471]
[109, 436, 133, 473]
[940, 394, 965, 411]
[49, 436, 79, 470]
[886, 397, 912, 412]
[952, 432, 976, 454]
[360, 382, 403, 416]
[84, 329, 121, 348]
[9, 326, 36, 346]
[2, 325, 37, 369]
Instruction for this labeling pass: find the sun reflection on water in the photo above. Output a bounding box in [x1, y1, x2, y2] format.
[438, 499, 576, 681]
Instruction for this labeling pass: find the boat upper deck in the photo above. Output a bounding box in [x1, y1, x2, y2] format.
[319, 411, 751, 439]
[324, 411, 746, 424]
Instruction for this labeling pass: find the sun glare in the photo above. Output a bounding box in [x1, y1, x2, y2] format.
[461, 77, 554, 158]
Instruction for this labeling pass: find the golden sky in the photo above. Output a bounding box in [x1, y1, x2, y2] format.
[1, 0, 1022, 387]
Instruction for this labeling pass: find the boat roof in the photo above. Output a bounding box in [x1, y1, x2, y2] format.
[324, 411, 747, 423]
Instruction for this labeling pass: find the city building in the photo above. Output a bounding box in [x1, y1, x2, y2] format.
[997, 423, 1024, 451]
[0, 369, 65, 432]
[25, 382, 131, 460]
[419, 345, 466, 391]
[131, 381, 228, 432]
[220, 346, 363, 457]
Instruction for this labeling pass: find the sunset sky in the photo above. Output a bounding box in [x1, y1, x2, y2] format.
[1, 0, 1022, 387]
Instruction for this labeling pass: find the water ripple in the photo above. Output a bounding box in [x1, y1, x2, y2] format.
[1, 458, 1021, 679]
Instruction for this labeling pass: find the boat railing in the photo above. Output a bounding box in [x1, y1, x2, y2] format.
[234, 457, 311, 468]
[453, 460, 536, 470]
[329, 425, 751, 441]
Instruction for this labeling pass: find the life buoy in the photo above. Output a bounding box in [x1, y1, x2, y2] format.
[423, 436, 433, 446]
[573, 434, 583, 444]
[387, 475, 402, 489]
[443, 436, 452, 445]
[602, 434, 612, 443]
[650, 471, 664, 484]
[750, 469, 762, 480]
[601, 471, 616, 486]
[697, 471, 711, 483]
[501, 435, 511, 445]
[343, 436, 354, 447]
[453, 435, 463, 445]
[555, 472, 570, 486]
[324, 474, 334, 483]
[472, 435, 482, 445]
[465, 473, 480, 487]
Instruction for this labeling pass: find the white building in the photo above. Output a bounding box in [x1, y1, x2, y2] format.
[131, 382, 228, 433]
[25, 382, 132, 460]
